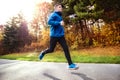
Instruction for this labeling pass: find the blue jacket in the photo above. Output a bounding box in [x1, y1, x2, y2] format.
[48, 11, 64, 37]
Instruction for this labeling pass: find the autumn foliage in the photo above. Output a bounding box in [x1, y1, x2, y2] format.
[0, 1, 120, 54]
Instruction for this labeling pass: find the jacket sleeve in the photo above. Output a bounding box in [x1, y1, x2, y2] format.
[48, 14, 60, 26]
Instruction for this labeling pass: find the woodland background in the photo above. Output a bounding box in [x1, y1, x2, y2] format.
[0, 0, 120, 55]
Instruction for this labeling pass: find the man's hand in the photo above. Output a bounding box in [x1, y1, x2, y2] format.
[60, 21, 65, 26]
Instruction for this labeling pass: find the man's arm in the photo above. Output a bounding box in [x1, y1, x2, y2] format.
[48, 14, 61, 26]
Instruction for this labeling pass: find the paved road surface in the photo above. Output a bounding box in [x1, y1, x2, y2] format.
[0, 59, 120, 80]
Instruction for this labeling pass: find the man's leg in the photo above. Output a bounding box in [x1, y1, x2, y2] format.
[39, 37, 57, 60]
[44, 37, 57, 54]
[58, 36, 73, 65]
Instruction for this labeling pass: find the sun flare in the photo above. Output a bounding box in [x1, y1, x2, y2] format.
[0, 0, 52, 24]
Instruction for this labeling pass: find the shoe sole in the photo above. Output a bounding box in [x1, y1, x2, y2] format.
[68, 66, 79, 70]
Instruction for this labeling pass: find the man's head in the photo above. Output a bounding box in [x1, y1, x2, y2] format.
[54, 3, 63, 12]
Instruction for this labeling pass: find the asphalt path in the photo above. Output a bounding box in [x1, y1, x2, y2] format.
[0, 59, 120, 80]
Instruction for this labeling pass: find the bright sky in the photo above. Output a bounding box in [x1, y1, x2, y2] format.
[0, 0, 52, 24]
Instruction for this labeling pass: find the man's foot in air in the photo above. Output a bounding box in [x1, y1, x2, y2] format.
[39, 51, 45, 60]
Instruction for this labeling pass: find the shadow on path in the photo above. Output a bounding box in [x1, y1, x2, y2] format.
[43, 73, 61, 80]
[71, 72, 94, 80]
[43, 72, 93, 80]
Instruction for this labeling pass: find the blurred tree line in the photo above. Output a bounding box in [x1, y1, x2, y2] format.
[0, 14, 33, 54]
[0, 0, 120, 55]
[52, 0, 120, 48]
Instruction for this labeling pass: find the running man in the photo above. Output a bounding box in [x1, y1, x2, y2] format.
[39, 3, 79, 69]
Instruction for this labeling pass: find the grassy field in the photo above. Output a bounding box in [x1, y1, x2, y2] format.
[0, 47, 120, 63]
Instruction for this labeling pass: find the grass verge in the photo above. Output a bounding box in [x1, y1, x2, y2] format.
[0, 47, 120, 63]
